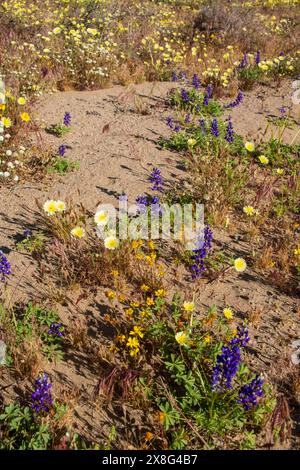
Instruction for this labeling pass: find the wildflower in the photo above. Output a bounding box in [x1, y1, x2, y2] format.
[17, 97, 26, 105]
[166, 116, 174, 129]
[230, 325, 250, 348]
[31, 373, 53, 413]
[255, 50, 261, 65]
[225, 91, 244, 109]
[225, 116, 234, 142]
[191, 226, 213, 278]
[203, 93, 209, 106]
[126, 336, 139, 349]
[212, 343, 241, 390]
[187, 138, 197, 148]
[125, 308, 134, 318]
[172, 71, 178, 82]
[183, 301, 195, 312]
[239, 53, 248, 69]
[104, 235, 119, 250]
[294, 248, 300, 256]
[203, 335, 211, 344]
[276, 168, 284, 175]
[94, 210, 109, 226]
[71, 226, 86, 238]
[140, 285, 150, 294]
[206, 84, 213, 98]
[106, 291, 116, 299]
[192, 73, 200, 89]
[223, 308, 233, 319]
[0, 250, 11, 282]
[58, 144, 66, 157]
[175, 331, 188, 345]
[180, 88, 189, 103]
[245, 141, 255, 152]
[2, 117, 11, 128]
[146, 297, 155, 306]
[234, 258, 247, 272]
[184, 113, 191, 124]
[258, 155, 269, 165]
[211, 118, 219, 138]
[155, 289, 165, 298]
[149, 167, 163, 191]
[237, 375, 264, 410]
[63, 112, 71, 127]
[48, 322, 64, 337]
[130, 326, 144, 338]
[43, 199, 58, 215]
[243, 205, 255, 216]
[55, 200, 66, 212]
[23, 229, 32, 238]
[20, 112, 30, 122]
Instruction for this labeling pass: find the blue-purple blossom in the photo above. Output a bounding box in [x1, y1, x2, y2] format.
[239, 53, 248, 69]
[63, 112, 71, 127]
[211, 118, 219, 137]
[229, 325, 250, 348]
[225, 91, 244, 109]
[184, 113, 191, 124]
[192, 73, 200, 89]
[225, 116, 234, 143]
[172, 71, 178, 82]
[149, 167, 164, 191]
[255, 50, 261, 65]
[58, 144, 67, 157]
[238, 375, 264, 410]
[280, 106, 286, 115]
[206, 84, 213, 98]
[166, 116, 174, 129]
[181, 88, 189, 103]
[23, 229, 32, 239]
[48, 322, 64, 337]
[212, 344, 241, 390]
[31, 373, 53, 413]
[174, 125, 181, 132]
[190, 226, 213, 279]
[0, 250, 11, 282]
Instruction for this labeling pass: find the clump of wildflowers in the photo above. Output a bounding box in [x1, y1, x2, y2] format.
[238, 375, 264, 410]
[0, 250, 11, 282]
[31, 373, 53, 413]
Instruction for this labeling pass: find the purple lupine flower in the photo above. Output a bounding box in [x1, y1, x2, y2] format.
[237, 375, 264, 410]
[23, 229, 32, 238]
[203, 94, 209, 106]
[174, 124, 181, 132]
[225, 91, 244, 109]
[48, 322, 64, 337]
[279, 51, 285, 57]
[31, 373, 53, 413]
[229, 325, 250, 348]
[166, 116, 174, 129]
[255, 50, 261, 65]
[280, 106, 286, 115]
[225, 116, 234, 143]
[184, 113, 191, 124]
[206, 84, 213, 98]
[212, 344, 241, 390]
[58, 144, 67, 157]
[63, 112, 71, 127]
[181, 88, 189, 103]
[239, 53, 248, 69]
[211, 118, 219, 137]
[192, 73, 200, 89]
[179, 71, 187, 80]
[190, 226, 213, 278]
[149, 167, 163, 191]
[172, 71, 178, 82]
[0, 250, 11, 282]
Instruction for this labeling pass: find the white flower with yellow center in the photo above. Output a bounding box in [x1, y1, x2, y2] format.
[104, 235, 119, 250]
[71, 226, 86, 239]
[94, 210, 109, 226]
